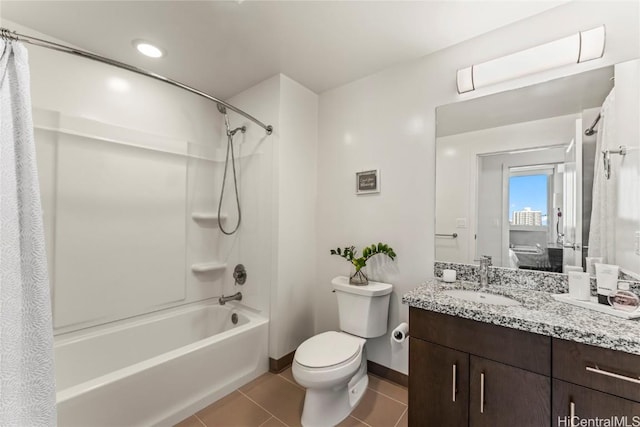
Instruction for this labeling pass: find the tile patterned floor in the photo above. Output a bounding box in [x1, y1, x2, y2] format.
[175, 368, 408, 427]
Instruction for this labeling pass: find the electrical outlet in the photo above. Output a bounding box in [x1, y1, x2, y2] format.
[635, 231, 640, 256]
[456, 218, 467, 228]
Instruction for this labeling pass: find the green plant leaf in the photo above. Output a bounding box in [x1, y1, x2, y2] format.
[332, 242, 396, 267]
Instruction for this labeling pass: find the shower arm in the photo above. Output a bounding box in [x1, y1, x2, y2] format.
[0, 27, 273, 135]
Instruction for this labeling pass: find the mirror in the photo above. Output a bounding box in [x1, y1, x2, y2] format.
[435, 63, 639, 278]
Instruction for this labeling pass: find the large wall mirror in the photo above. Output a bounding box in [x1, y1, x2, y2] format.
[435, 60, 639, 278]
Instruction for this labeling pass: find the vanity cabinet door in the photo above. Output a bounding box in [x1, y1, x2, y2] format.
[469, 355, 551, 427]
[409, 338, 469, 427]
[552, 379, 640, 423]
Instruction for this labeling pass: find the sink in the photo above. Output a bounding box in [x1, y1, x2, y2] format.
[442, 289, 521, 306]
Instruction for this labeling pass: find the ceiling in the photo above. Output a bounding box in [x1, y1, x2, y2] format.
[1, 1, 565, 99]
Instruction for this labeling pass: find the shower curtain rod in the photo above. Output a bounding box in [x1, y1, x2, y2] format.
[0, 27, 273, 135]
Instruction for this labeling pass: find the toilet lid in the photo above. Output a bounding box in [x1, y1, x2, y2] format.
[295, 331, 362, 369]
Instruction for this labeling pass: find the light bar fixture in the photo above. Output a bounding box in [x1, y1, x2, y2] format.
[457, 25, 605, 94]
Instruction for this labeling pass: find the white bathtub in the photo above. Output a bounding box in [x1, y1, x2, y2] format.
[54, 301, 269, 426]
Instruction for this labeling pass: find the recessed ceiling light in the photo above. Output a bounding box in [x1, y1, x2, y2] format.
[132, 40, 164, 58]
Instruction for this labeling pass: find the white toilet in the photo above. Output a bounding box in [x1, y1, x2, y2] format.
[292, 276, 393, 427]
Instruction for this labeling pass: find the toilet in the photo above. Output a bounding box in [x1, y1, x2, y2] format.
[292, 276, 393, 427]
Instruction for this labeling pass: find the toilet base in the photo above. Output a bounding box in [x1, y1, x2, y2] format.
[301, 357, 368, 427]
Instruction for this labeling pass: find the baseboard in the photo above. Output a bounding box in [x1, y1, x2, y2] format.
[367, 360, 408, 388]
[269, 351, 295, 373]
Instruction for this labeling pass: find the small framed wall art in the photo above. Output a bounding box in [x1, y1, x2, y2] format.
[356, 169, 380, 195]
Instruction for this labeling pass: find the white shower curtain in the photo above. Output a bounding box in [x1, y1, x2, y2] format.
[0, 40, 57, 426]
[588, 88, 617, 264]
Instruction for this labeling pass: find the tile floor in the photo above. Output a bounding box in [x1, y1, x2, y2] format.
[175, 368, 408, 427]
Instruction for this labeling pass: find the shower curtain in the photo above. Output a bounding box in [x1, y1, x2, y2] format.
[588, 88, 616, 263]
[0, 40, 57, 425]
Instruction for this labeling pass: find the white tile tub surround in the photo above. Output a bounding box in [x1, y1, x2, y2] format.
[55, 302, 268, 427]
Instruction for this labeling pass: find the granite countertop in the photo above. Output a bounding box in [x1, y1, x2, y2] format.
[403, 279, 640, 356]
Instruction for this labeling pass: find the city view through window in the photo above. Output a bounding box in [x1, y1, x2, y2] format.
[509, 174, 548, 226]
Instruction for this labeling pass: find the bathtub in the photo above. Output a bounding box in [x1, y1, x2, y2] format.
[54, 301, 269, 426]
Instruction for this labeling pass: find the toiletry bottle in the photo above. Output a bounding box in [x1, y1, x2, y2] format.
[595, 263, 619, 305]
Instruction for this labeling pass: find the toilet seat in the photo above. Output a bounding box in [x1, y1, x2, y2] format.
[295, 331, 362, 369]
[292, 332, 366, 391]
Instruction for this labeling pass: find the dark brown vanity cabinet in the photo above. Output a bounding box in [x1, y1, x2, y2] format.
[408, 308, 551, 426]
[409, 307, 640, 426]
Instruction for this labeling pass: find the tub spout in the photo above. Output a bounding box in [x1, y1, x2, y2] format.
[219, 292, 242, 305]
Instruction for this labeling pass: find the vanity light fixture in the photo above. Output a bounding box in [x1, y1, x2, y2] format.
[457, 26, 605, 94]
[132, 39, 165, 58]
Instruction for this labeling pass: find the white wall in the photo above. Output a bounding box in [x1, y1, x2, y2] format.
[272, 76, 318, 359]
[316, 1, 640, 374]
[227, 74, 319, 360]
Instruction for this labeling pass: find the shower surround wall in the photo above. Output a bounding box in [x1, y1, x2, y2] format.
[4, 19, 275, 331]
[4, 19, 320, 374]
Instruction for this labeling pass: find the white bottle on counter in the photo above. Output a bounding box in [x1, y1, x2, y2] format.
[594, 263, 620, 305]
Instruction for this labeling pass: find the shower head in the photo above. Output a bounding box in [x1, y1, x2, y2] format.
[217, 103, 227, 114]
[585, 128, 597, 136]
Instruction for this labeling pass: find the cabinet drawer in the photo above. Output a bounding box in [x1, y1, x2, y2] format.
[409, 307, 550, 375]
[553, 339, 640, 403]
[553, 379, 640, 421]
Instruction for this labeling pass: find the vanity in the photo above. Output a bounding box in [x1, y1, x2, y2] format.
[404, 279, 640, 426]
[419, 55, 640, 425]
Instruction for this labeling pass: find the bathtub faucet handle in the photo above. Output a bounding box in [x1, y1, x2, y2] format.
[233, 264, 247, 285]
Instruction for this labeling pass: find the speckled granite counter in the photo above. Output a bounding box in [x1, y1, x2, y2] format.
[403, 279, 640, 356]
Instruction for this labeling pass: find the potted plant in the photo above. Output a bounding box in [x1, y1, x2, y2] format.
[330, 242, 396, 285]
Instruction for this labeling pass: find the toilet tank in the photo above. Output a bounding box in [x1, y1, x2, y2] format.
[332, 276, 393, 338]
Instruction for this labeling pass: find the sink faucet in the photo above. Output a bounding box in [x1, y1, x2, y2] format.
[219, 292, 242, 305]
[477, 255, 492, 289]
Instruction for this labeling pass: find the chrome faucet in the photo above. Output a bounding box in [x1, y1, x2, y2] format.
[219, 292, 242, 305]
[477, 255, 492, 289]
